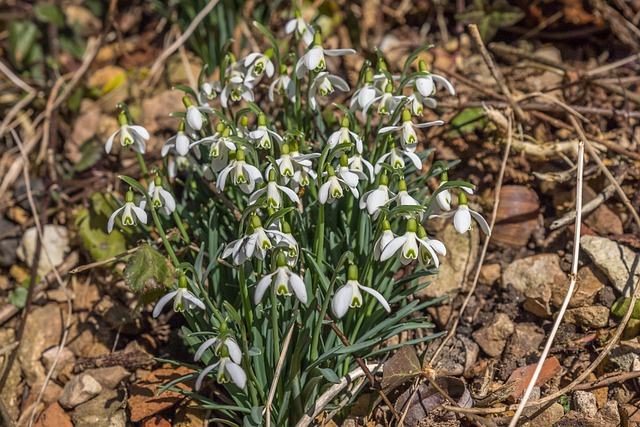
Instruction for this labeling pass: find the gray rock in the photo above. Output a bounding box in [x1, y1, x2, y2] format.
[502, 254, 564, 293]
[83, 366, 130, 389]
[417, 221, 479, 299]
[523, 283, 552, 318]
[563, 306, 609, 329]
[608, 340, 640, 371]
[504, 324, 545, 359]
[17, 225, 70, 276]
[573, 391, 598, 418]
[71, 389, 126, 427]
[581, 235, 640, 297]
[472, 313, 515, 357]
[17, 304, 63, 385]
[59, 373, 102, 409]
[597, 400, 620, 426]
[42, 346, 76, 377]
[0, 216, 19, 267]
[529, 402, 564, 427]
[554, 410, 607, 427]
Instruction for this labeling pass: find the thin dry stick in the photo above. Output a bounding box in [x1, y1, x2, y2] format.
[0, 59, 35, 93]
[508, 141, 585, 427]
[146, 0, 219, 85]
[265, 320, 296, 427]
[430, 110, 513, 365]
[468, 24, 525, 121]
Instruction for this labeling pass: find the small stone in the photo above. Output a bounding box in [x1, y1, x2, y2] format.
[608, 339, 640, 371]
[574, 391, 598, 417]
[174, 399, 207, 427]
[502, 254, 564, 293]
[34, 402, 73, 427]
[529, 402, 564, 427]
[23, 378, 63, 409]
[0, 216, 19, 267]
[563, 306, 609, 329]
[42, 346, 76, 377]
[59, 374, 103, 409]
[523, 283, 552, 318]
[71, 389, 126, 427]
[83, 366, 130, 390]
[581, 235, 640, 296]
[506, 357, 562, 402]
[479, 263, 501, 286]
[142, 415, 172, 427]
[582, 185, 624, 236]
[472, 313, 515, 357]
[18, 304, 63, 385]
[552, 264, 605, 309]
[17, 225, 70, 276]
[597, 400, 620, 425]
[417, 221, 479, 299]
[554, 410, 607, 427]
[504, 324, 545, 359]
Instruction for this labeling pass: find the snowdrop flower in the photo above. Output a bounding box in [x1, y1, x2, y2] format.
[285, 10, 314, 46]
[194, 333, 241, 364]
[147, 176, 176, 215]
[380, 218, 445, 266]
[197, 81, 221, 105]
[309, 71, 350, 110]
[195, 340, 246, 390]
[374, 142, 422, 174]
[275, 142, 318, 187]
[327, 117, 362, 153]
[417, 225, 446, 269]
[389, 179, 424, 220]
[223, 215, 294, 264]
[236, 115, 250, 138]
[336, 153, 368, 188]
[374, 219, 395, 260]
[255, 252, 308, 305]
[209, 127, 238, 172]
[371, 58, 399, 92]
[332, 265, 390, 319]
[430, 192, 491, 236]
[105, 111, 150, 154]
[107, 188, 147, 233]
[152, 275, 205, 318]
[318, 164, 358, 204]
[270, 220, 299, 266]
[269, 65, 295, 102]
[378, 109, 444, 152]
[162, 122, 192, 157]
[412, 60, 456, 99]
[359, 174, 394, 218]
[220, 80, 254, 108]
[249, 114, 282, 149]
[295, 32, 355, 78]
[433, 172, 474, 212]
[249, 169, 300, 209]
[242, 49, 275, 83]
[348, 152, 375, 182]
[363, 82, 406, 116]
[217, 148, 262, 193]
[350, 69, 381, 113]
[183, 96, 213, 132]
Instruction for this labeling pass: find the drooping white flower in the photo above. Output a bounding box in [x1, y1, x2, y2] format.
[220, 59, 255, 109]
[378, 109, 444, 152]
[327, 117, 362, 153]
[195, 339, 246, 390]
[105, 112, 150, 154]
[295, 32, 355, 78]
[433, 173, 474, 212]
[308, 72, 350, 110]
[183, 95, 213, 132]
[194, 335, 241, 364]
[359, 174, 394, 218]
[242, 49, 275, 83]
[350, 69, 381, 113]
[222, 215, 295, 264]
[371, 59, 400, 92]
[374, 219, 395, 260]
[336, 154, 368, 188]
[162, 122, 192, 157]
[255, 252, 308, 305]
[319, 158, 361, 204]
[249, 114, 283, 149]
[147, 177, 176, 215]
[197, 81, 222, 105]
[388, 179, 424, 220]
[348, 153, 375, 182]
[380, 218, 445, 266]
[411, 60, 456, 99]
[269, 65, 295, 102]
[274, 142, 318, 187]
[430, 192, 491, 236]
[417, 225, 447, 269]
[363, 82, 406, 116]
[374, 143, 423, 175]
[267, 220, 299, 266]
[107, 188, 148, 233]
[332, 265, 390, 319]
[217, 148, 262, 193]
[152, 275, 205, 318]
[285, 11, 314, 46]
[249, 169, 300, 209]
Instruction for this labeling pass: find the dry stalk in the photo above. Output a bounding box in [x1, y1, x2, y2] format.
[265, 320, 296, 427]
[508, 141, 585, 427]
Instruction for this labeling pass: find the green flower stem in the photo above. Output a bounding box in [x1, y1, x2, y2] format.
[238, 267, 254, 328]
[171, 210, 191, 244]
[135, 152, 150, 184]
[314, 204, 325, 280]
[149, 206, 180, 267]
[239, 324, 261, 406]
[271, 289, 281, 363]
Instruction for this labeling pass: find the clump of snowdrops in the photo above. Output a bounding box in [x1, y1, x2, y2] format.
[103, 11, 489, 426]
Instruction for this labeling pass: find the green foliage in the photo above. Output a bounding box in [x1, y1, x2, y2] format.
[455, 0, 525, 41]
[611, 297, 640, 319]
[75, 193, 128, 262]
[123, 243, 173, 302]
